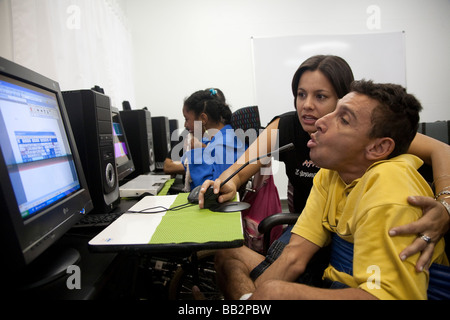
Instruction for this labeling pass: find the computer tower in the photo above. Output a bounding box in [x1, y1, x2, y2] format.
[120, 109, 156, 177]
[62, 90, 120, 213]
[151, 116, 171, 170]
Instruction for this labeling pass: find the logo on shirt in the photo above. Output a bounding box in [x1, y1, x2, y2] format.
[302, 160, 319, 168]
[294, 160, 320, 179]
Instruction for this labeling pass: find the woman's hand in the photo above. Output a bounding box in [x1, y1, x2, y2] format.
[389, 196, 450, 271]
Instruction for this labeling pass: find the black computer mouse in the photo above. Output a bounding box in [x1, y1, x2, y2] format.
[187, 185, 218, 206]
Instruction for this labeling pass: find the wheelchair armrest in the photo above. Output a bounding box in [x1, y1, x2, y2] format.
[258, 212, 300, 254]
[258, 212, 300, 234]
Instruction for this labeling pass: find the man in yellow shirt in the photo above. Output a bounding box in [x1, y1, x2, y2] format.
[217, 80, 448, 300]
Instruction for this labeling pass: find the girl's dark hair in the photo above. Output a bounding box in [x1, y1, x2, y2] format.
[291, 55, 355, 106]
[206, 88, 226, 103]
[184, 89, 232, 124]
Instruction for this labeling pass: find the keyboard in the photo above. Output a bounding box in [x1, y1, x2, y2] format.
[74, 212, 123, 228]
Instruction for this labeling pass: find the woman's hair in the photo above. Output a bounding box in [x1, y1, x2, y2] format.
[291, 55, 355, 105]
[184, 88, 232, 124]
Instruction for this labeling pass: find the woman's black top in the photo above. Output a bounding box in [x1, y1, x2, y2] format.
[272, 111, 320, 213]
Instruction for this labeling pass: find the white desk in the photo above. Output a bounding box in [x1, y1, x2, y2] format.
[89, 194, 244, 253]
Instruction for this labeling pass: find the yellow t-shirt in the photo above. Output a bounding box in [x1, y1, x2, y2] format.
[292, 154, 448, 300]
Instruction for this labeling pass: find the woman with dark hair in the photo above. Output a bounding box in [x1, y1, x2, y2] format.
[205, 55, 355, 213]
[180, 89, 245, 190]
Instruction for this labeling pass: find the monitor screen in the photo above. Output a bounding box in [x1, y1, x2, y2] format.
[0, 75, 81, 220]
[0, 57, 93, 286]
[111, 107, 135, 182]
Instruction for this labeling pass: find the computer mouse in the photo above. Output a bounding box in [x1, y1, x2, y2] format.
[187, 185, 202, 203]
[187, 185, 218, 207]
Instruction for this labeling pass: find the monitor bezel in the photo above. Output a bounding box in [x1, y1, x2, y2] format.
[0, 57, 93, 271]
[111, 106, 135, 182]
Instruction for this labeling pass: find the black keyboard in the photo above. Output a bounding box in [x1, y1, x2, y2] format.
[74, 212, 123, 228]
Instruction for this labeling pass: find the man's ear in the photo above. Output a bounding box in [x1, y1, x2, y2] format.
[365, 137, 395, 161]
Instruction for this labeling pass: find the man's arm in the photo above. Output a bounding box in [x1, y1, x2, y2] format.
[254, 234, 320, 287]
[250, 280, 377, 300]
[251, 234, 377, 300]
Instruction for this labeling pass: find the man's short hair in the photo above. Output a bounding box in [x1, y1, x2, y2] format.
[350, 80, 422, 158]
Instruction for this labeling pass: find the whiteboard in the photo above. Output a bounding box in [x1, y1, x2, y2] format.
[251, 32, 406, 126]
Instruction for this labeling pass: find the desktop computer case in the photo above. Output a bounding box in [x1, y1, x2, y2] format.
[62, 90, 120, 213]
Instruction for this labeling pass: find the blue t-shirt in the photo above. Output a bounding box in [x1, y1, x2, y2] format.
[181, 124, 245, 189]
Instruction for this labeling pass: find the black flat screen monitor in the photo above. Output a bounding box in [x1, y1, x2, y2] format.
[0, 57, 93, 288]
[111, 107, 135, 183]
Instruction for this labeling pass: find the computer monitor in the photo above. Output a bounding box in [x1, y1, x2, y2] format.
[120, 109, 156, 176]
[151, 116, 171, 170]
[0, 57, 93, 289]
[169, 119, 179, 150]
[111, 107, 135, 183]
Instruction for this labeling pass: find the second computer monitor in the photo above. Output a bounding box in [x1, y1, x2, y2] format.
[120, 109, 156, 177]
[151, 116, 171, 171]
[111, 107, 135, 183]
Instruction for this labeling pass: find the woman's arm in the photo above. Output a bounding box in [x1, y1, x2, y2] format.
[198, 118, 280, 207]
[390, 133, 450, 271]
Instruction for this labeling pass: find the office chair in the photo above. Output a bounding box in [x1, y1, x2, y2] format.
[230, 105, 261, 143]
[417, 120, 450, 185]
[230, 105, 263, 199]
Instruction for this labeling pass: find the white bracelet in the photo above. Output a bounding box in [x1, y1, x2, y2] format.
[438, 199, 450, 217]
[435, 190, 450, 200]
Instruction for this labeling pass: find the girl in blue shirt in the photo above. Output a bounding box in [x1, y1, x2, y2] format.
[181, 89, 245, 190]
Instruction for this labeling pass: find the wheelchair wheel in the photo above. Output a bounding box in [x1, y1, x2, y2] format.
[168, 250, 222, 300]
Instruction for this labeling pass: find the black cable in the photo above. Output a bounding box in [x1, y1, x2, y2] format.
[126, 202, 195, 214]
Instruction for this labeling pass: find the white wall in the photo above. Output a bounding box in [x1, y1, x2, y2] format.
[0, 0, 13, 59]
[1, 0, 135, 109]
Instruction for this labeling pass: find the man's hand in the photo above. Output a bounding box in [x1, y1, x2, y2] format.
[198, 179, 237, 208]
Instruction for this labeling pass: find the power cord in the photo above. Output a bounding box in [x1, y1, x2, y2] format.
[126, 202, 195, 214]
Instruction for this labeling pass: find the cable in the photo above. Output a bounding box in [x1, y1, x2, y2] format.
[126, 202, 195, 214]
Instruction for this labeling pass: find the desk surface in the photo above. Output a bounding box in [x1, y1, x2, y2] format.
[89, 193, 244, 253]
